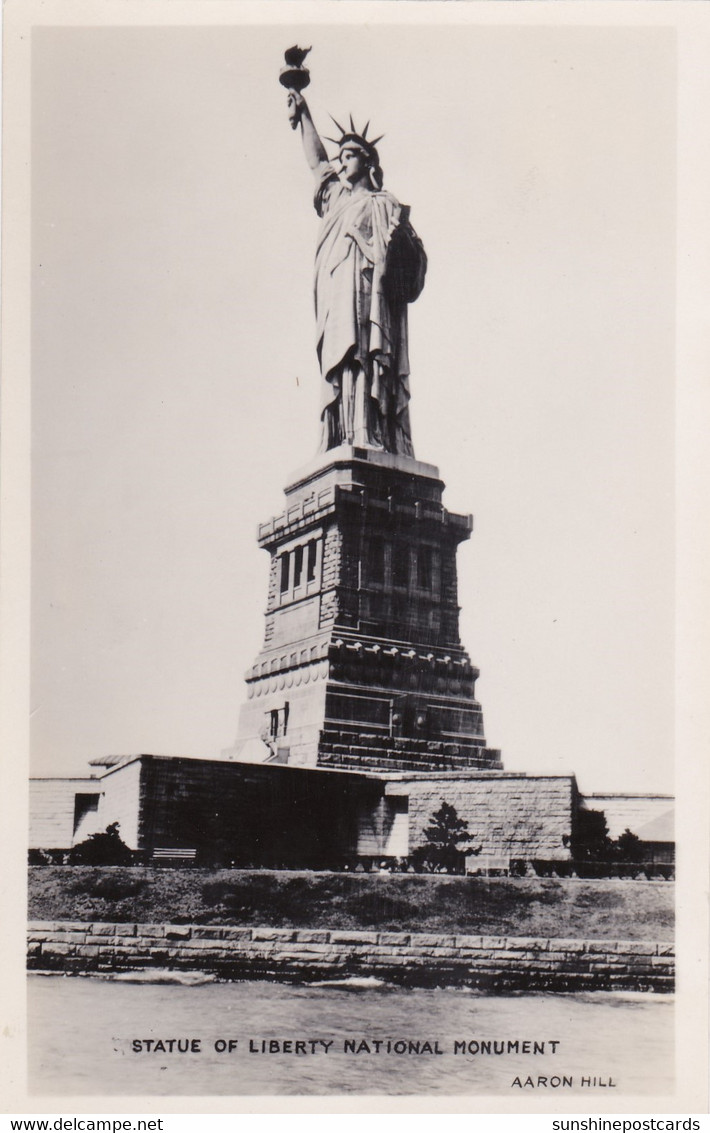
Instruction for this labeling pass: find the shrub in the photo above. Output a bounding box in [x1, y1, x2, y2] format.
[67, 823, 135, 866]
[615, 828, 645, 863]
[573, 808, 614, 863]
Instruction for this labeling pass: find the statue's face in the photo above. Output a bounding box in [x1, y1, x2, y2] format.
[339, 145, 369, 186]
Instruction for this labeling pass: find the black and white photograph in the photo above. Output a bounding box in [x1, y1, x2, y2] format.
[2, 0, 708, 1115]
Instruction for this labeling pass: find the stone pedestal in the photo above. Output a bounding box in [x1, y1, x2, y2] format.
[231, 445, 503, 773]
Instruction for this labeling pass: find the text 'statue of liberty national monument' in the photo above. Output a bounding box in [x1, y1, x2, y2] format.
[232, 51, 503, 781]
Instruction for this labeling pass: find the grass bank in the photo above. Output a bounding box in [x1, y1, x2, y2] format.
[28, 867, 673, 940]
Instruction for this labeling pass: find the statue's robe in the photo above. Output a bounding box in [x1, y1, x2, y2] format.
[314, 164, 420, 455]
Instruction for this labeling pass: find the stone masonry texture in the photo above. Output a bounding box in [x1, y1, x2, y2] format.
[400, 775, 577, 861]
[27, 921, 674, 992]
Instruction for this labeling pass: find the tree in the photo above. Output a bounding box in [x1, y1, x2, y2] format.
[412, 800, 480, 873]
[573, 807, 614, 863]
[615, 828, 645, 864]
[67, 822, 134, 866]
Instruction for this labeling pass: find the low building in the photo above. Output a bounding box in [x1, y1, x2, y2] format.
[29, 751, 580, 868]
[583, 792, 675, 864]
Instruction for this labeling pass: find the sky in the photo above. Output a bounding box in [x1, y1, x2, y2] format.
[30, 19, 676, 794]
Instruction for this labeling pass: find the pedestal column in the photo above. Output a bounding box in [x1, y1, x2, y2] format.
[230, 446, 503, 773]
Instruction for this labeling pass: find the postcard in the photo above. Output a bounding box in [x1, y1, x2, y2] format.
[1, 0, 708, 1116]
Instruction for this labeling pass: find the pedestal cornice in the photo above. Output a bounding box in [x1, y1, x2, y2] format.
[285, 444, 442, 497]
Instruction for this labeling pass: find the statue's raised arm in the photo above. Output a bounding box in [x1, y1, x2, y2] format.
[280, 47, 427, 457]
[287, 90, 328, 175]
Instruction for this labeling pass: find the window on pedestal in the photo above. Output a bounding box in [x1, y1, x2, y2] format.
[362, 538, 439, 612]
[279, 552, 290, 594]
[392, 543, 410, 589]
[277, 536, 322, 605]
[293, 545, 304, 589]
[265, 702, 290, 742]
[367, 537, 386, 586]
[417, 545, 433, 590]
[306, 540, 318, 583]
[415, 544, 441, 599]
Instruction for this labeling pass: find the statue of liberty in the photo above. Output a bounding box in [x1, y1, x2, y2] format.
[282, 51, 427, 456]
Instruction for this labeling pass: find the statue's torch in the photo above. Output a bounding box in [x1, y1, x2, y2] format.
[280, 46, 311, 129]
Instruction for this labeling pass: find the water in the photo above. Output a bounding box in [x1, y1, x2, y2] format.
[28, 975, 673, 1097]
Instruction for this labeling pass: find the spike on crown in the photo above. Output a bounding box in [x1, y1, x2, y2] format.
[324, 115, 384, 162]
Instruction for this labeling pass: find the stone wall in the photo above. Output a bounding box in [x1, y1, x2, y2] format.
[263, 552, 279, 644]
[394, 773, 577, 862]
[318, 731, 503, 774]
[27, 921, 674, 992]
[319, 523, 342, 627]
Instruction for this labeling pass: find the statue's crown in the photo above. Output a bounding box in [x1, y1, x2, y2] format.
[324, 115, 384, 162]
